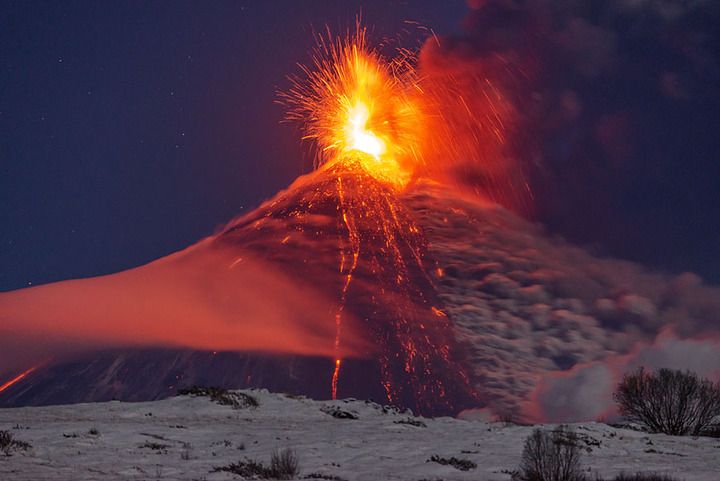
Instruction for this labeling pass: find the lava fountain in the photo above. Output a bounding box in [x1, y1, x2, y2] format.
[279, 24, 458, 403]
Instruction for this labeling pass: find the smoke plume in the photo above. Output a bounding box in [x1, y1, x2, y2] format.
[419, 0, 720, 280]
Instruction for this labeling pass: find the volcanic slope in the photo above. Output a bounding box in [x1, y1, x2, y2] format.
[3, 166, 720, 420]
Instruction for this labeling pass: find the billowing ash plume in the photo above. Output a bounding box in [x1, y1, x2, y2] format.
[420, 0, 720, 278]
[409, 181, 720, 421]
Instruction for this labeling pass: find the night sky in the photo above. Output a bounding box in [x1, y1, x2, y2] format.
[0, 1, 466, 291]
[2, 0, 719, 292]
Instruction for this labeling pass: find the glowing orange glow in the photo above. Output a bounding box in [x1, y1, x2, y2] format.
[331, 358, 341, 400]
[431, 306, 447, 317]
[281, 23, 422, 188]
[0, 245, 370, 360]
[0, 365, 38, 394]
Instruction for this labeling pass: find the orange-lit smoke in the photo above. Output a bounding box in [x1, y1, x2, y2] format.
[0, 238, 370, 373]
[281, 22, 526, 210]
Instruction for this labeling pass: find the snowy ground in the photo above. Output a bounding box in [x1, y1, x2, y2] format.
[0, 390, 718, 481]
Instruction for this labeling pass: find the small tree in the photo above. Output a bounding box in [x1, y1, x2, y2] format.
[517, 427, 585, 481]
[614, 367, 720, 436]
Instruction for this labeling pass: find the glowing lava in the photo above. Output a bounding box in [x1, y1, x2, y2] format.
[0, 365, 38, 394]
[281, 23, 422, 189]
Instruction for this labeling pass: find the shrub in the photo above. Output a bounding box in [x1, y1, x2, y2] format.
[213, 459, 272, 478]
[213, 448, 299, 480]
[140, 441, 169, 453]
[394, 417, 427, 428]
[303, 474, 346, 481]
[271, 448, 300, 480]
[516, 427, 585, 481]
[613, 367, 720, 436]
[0, 430, 31, 456]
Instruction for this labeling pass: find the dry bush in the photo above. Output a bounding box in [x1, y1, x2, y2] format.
[271, 448, 300, 479]
[516, 427, 585, 481]
[213, 448, 299, 480]
[614, 367, 720, 436]
[427, 454, 477, 471]
[0, 430, 31, 456]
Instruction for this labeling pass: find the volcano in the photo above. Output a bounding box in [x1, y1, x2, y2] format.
[4, 161, 718, 420]
[0, 164, 479, 416]
[3, 25, 720, 421]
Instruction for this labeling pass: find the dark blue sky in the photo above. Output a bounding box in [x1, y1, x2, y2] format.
[0, 1, 466, 291]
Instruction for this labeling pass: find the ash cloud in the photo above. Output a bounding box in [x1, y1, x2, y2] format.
[420, 0, 720, 281]
[405, 181, 720, 421]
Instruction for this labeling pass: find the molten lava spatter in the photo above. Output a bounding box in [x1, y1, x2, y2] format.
[281, 24, 422, 189]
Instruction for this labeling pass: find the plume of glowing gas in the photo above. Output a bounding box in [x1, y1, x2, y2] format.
[0, 238, 370, 373]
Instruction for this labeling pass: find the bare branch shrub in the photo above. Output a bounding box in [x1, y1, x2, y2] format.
[0, 430, 31, 456]
[613, 367, 720, 435]
[271, 448, 300, 479]
[516, 427, 585, 481]
[213, 448, 299, 480]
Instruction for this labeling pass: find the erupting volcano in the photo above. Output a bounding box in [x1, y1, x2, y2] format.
[2, 20, 720, 423]
[0, 24, 484, 416]
[278, 25, 460, 403]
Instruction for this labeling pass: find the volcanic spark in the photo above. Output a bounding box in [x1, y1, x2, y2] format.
[281, 24, 423, 188]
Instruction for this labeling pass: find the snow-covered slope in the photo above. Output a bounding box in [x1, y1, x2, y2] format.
[1, 390, 717, 480]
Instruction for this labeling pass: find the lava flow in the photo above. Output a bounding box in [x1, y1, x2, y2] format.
[0, 365, 39, 394]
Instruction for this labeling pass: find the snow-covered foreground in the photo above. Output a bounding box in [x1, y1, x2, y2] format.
[0, 390, 718, 481]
